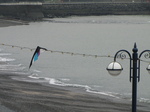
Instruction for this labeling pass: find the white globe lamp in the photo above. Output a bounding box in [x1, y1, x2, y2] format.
[146, 64, 150, 74]
[107, 62, 123, 76]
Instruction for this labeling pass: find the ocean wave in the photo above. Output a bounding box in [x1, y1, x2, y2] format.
[29, 75, 121, 98]
[49, 78, 121, 99]
[59, 78, 70, 81]
[28, 75, 150, 103]
[49, 78, 91, 89]
[33, 69, 41, 73]
[0, 53, 11, 56]
[86, 89, 120, 98]
[0, 57, 15, 62]
[49, 78, 150, 103]
[28, 74, 40, 79]
[0, 64, 25, 71]
[139, 98, 150, 103]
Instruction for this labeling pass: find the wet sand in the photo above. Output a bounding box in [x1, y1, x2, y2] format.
[0, 72, 149, 112]
[0, 18, 28, 27]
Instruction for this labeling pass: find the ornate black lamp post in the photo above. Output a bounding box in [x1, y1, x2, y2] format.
[106, 43, 150, 112]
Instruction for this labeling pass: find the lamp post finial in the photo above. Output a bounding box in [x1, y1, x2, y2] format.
[133, 43, 138, 53]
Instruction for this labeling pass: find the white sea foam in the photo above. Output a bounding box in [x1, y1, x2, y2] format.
[28, 74, 40, 79]
[59, 78, 70, 81]
[0, 64, 25, 71]
[48, 77, 120, 98]
[28, 74, 150, 103]
[0, 57, 15, 62]
[29, 74, 51, 81]
[33, 69, 41, 73]
[86, 89, 120, 98]
[0, 53, 11, 56]
[139, 98, 150, 103]
[49, 78, 89, 88]
[0, 64, 22, 67]
[28, 76, 126, 100]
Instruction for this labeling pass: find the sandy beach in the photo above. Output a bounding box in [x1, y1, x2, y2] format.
[0, 72, 149, 112]
[0, 19, 150, 112]
[0, 72, 137, 112]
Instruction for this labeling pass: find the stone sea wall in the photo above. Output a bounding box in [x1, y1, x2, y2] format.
[42, 3, 150, 18]
[0, 2, 150, 20]
[0, 5, 43, 20]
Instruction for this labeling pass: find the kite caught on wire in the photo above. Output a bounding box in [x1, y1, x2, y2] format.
[29, 46, 47, 69]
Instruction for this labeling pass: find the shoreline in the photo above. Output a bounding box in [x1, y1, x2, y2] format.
[0, 18, 29, 27]
[0, 72, 149, 112]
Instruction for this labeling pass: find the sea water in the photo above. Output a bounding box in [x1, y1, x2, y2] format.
[0, 15, 150, 103]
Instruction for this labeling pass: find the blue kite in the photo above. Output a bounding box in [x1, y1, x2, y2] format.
[29, 46, 47, 69]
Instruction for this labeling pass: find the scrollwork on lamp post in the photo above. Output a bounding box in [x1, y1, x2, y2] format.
[106, 43, 150, 112]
